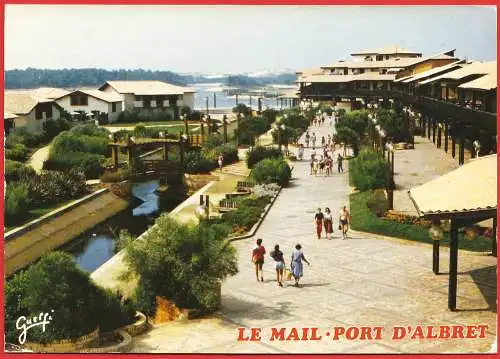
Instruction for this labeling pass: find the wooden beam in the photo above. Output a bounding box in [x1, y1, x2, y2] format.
[433, 240, 440, 274]
[448, 219, 459, 311]
[444, 121, 449, 153]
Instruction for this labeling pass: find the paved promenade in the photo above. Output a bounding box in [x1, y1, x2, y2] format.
[131, 122, 496, 354]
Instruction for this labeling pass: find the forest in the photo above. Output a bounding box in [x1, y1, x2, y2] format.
[5, 68, 296, 89]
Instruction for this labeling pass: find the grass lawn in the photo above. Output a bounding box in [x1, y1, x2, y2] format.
[5, 199, 77, 233]
[350, 191, 492, 252]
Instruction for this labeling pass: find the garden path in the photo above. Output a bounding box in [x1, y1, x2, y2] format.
[27, 144, 51, 173]
[131, 121, 496, 354]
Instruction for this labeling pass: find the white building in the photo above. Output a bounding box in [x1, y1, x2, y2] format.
[4, 93, 62, 133]
[55, 89, 123, 123]
[98, 80, 195, 117]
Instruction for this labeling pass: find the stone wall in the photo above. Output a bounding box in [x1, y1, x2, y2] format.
[5, 189, 129, 277]
[25, 328, 99, 353]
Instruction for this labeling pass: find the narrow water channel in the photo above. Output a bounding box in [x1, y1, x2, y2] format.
[62, 180, 186, 273]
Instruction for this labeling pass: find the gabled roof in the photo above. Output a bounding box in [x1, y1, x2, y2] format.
[401, 60, 466, 84]
[58, 89, 123, 103]
[31, 87, 71, 99]
[99, 81, 195, 96]
[4, 111, 18, 120]
[408, 154, 497, 218]
[418, 61, 496, 85]
[4, 93, 54, 115]
[351, 44, 421, 56]
[458, 72, 497, 91]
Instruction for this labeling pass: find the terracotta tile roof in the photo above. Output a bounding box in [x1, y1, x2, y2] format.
[100, 81, 195, 96]
[408, 154, 497, 217]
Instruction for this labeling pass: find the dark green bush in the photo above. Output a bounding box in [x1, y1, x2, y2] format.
[44, 152, 105, 179]
[51, 132, 108, 156]
[366, 189, 389, 217]
[232, 103, 252, 117]
[5, 182, 31, 225]
[5, 143, 30, 162]
[123, 216, 238, 313]
[246, 146, 283, 168]
[349, 149, 388, 191]
[250, 158, 291, 187]
[6, 127, 44, 148]
[184, 151, 217, 174]
[5, 252, 135, 343]
[42, 118, 71, 142]
[334, 127, 360, 156]
[69, 123, 109, 137]
[99, 167, 131, 183]
[203, 134, 225, 150]
[221, 205, 263, 231]
[5, 160, 37, 182]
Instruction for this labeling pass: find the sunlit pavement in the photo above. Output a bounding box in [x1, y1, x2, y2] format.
[131, 122, 496, 354]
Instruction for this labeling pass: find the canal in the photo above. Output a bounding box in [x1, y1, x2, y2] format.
[62, 180, 187, 273]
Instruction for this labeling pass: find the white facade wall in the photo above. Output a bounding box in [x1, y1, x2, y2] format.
[181, 93, 195, 109]
[56, 96, 123, 123]
[14, 104, 61, 133]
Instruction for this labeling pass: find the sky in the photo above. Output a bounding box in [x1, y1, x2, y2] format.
[4, 5, 497, 74]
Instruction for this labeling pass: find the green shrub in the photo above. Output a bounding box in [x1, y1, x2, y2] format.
[221, 205, 263, 231]
[95, 288, 136, 333]
[366, 189, 389, 217]
[349, 149, 388, 191]
[123, 216, 238, 313]
[5, 182, 31, 225]
[250, 158, 291, 187]
[23, 170, 88, 206]
[5, 160, 36, 182]
[44, 152, 105, 179]
[190, 110, 203, 121]
[100, 167, 131, 183]
[203, 134, 225, 150]
[5, 252, 135, 343]
[42, 118, 71, 142]
[5, 143, 30, 162]
[246, 146, 283, 168]
[69, 123, 109, 137]
[184, 151, 217, 174]
[51, 132, 108, 156]
[334, 127, 360, 156]
[232, 103, 252, 117]
[6, 127, 44, 148]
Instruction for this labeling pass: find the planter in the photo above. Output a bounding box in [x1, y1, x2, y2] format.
[123, 311, 149, 337]
[24, 328, 99, 353]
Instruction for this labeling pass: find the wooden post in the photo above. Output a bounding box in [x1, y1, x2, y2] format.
[163, 142, 169, 161]
[432, 119, 436, 144]
[236, 94, 239, 105]
[493, 216, 497, 257]
[258, 97, 262, 113]
[111, 146, 118, 169]
[236, 113, 241, 146]
[437, 123, 442, 148]
[200, 122, 205, 138]
[444, 121, 449, 153]
[433, 240, 440, 274]
[448, 219, 459, 311]
[127, 145, 134, 168]
[179, 140, 185, 173]
[459, 132, 465, 165]
[427, 117, 431, 139]
[452, 135, 456, 158]
[184, 115, 189, 135]
[213, 92, 216, 108]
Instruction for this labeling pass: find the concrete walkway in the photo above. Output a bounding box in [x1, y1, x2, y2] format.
[131, 122, 496, 354]
[27, 144, 51, 173]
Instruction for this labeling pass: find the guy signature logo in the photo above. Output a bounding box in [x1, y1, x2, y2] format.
[16, 310, 54, 344]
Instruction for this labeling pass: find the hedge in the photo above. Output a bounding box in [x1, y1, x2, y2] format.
[246, 146, 283, 168]
[250, 158, 291, 187]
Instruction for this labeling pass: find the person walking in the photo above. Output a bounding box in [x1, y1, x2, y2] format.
[325, 155, 332, 176]
[321, 136, 326, 147]
[305, 132, 310, 148]
[339, 206, 351, 239]
[309, 152, 315, 175]
[217, 153, 224, 173]
[314, 208, 324, 239]
[311, 133, 317, 149]
[337, 153, 344, 173]
[298, 144, 304, 161]
[252, 238, 266, 282]
[290, 244, 310, 287]
[270, 245, 285, 287]
[324, 207, 333, 240]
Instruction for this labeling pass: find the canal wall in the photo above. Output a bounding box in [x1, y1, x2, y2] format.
[4, 188, 129, 277]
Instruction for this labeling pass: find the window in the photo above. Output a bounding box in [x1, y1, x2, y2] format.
[35, 103, 53, 120]
[376, 55, 383, 61]
[143, 96, 151, 108]
[112, 103, 117, 112]
[385, 55, 389, 60]
[70, 93, 88, 106]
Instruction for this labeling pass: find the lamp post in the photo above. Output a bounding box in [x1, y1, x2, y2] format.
[180, 133, 188, 173]
[181, 114, 189, 136]
[206, 115, 212, 135]
[200, 114, 206, 138]
[473, 140, 481, 158]
[429, 220, 444, 274]
[236, 112, 242, 146]
[205, 96, 209, 115]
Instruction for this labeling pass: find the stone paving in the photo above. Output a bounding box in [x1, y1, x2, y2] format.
[131, 122, 496, 354]
[393, 135, 460, 215]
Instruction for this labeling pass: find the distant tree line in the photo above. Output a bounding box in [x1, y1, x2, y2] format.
[5, 68, 297, 89]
